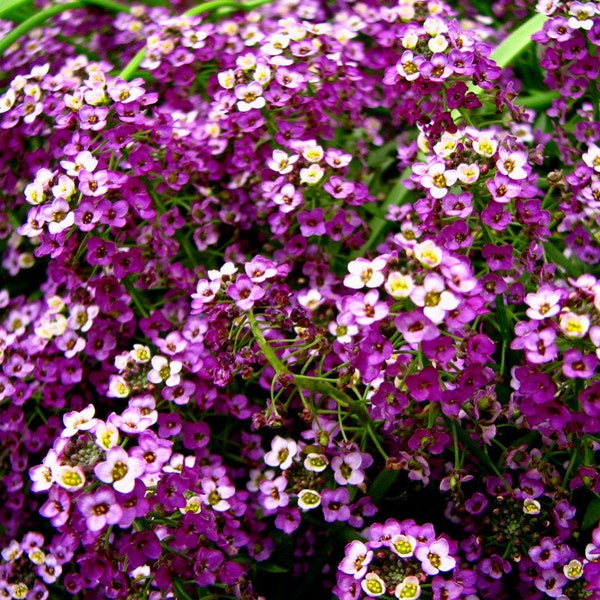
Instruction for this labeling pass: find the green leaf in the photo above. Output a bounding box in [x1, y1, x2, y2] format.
[172, 577, 195, 600]
[353, 165, 413, 258]
[368, 466, 399, 503]
[582, 495, 600, 530]
[543, 241, 583, 279]
[490, 13, 549, 69]
[259, 563, 289, 573]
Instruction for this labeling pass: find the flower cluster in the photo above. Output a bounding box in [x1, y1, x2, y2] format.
[335, 519, 459, 600]
[0, 0, 600, 598]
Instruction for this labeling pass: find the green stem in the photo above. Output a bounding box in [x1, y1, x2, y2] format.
[451, 420, 461, 469]
[246, 310, 289, 376]
[366, 422, 389, 460]
[0, 0, 32, 20]
[118, 47, 147, 81]
[355, 165, 413, 258]
[183, 0, 272, 17]
[246, 310, 371, 421]
[0, 2, 81, 57]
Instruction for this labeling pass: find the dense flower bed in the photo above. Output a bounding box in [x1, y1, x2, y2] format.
[1, 0, 600, 598]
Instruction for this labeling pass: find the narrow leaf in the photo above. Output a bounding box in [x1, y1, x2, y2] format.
[582, 495, 600, 530]
[491, 13, 548, 69]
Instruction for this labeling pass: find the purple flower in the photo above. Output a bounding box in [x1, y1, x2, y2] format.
[534, 568, 567, 597]
[529, 537, 561, 569]
[193, 547, 224, 586]
[405, 367, 442, 403]
[259, 475, 289, 511]
[85, 236, 117, 267]
[78, 105, 109, 131]
[274, 507, 301, 534]
[78, 487, 123, 532]
[331, 452, 364, 486]
[321, 488, 351, 522]
[297, 208, 326, 236]
[339, 540, 373, 579]
[479, 554, 511, 579]
[395, 310, 439, 346]
[346, 290, 389, 325]
[39, 487, 70, 527]
[120, 531, 162, 571]
[562, 349, 598, 379]
[227, 274, 265, 310]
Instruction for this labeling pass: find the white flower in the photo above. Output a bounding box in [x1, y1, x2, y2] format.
[583, 143, 600, 172]
[558, 311, 589, 338]
[267, 149, 298, 174]
[413, 240, 443, 268]
[54, 465, 86, 490]
[61, 404, 97, 438]
[297, 489, 321, 510]
[385, 272, 414, 299]
[361, 573, 386, 597]
[264, 436, 298, 470]
[147, 355, 182, 387]
[299, 163, 324, 185]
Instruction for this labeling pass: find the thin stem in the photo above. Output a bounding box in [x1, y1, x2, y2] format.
[0, 0, 130, 58]
[118, 47, 147, 81]
[366, 422, 389, 460]
[183, 0, 272, 17]
[246, 310, 289, 376]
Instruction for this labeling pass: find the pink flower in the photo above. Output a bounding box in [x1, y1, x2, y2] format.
[413, 160, 458, 199]
[346, 290, 389, 325]
[496, 148, 528, 180]
[524, 287, 563, 320]
[339, 540, 373, 579]
[78, 487, 123, 532]
[414, 537, 456, 575]
[331, 452, 365, 486]
[94, 446, 145, 493]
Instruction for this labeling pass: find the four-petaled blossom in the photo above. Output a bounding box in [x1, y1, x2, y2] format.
[339, 540, 373, 579]
[344, 257, 387, 289]
[267, 149, 298, 174]
[413, 160, 458, 199]
[78, 487, 123, 532]
[331, 452, 364, 486]
[347, 290, 389, 325]
[410, 274, 459, 324]
[147, 355, 182, 387]
[94, 446, 145, 493]
[235, 82, 265, 112]
[414, 537, 456, 575]
[264, 436, 298, 470]
[496, 148, 528, 180]
[524, 287, 563, 320]
[200, 477, 236, 512]
[61, 404, 97, 438]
